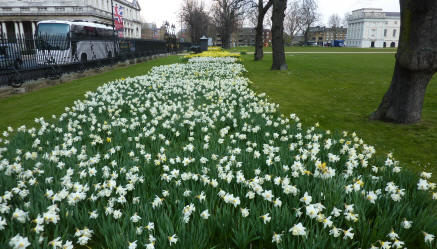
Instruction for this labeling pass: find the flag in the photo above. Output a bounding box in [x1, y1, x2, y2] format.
[114, 5, 124, 37]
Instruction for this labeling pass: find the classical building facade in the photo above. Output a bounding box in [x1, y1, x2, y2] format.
[0, 0, 142, 39]
[307, 26, 347, 45]
[345, 8, 400, 48]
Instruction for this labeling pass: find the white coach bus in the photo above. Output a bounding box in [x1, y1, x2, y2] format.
[36, 20, 117, 65]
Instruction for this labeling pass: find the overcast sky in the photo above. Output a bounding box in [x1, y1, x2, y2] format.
[137, 0, 400, 29]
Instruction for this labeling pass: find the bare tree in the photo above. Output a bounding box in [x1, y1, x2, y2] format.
[245, 8, 259, 27]
[211, 0, 248, 49]
[328, 13, 341, 39]
[370, 0, 437, 124]
[179, 0, 211, 44]
[247, 0, 273, 61]
[271, 0, 287, 70]
[328, 14, 340, 27]
[342, 12, 351, 27]
[284, 0, 301, 44]
[300, 0, 318, 44]
[265, 8, 273, 28]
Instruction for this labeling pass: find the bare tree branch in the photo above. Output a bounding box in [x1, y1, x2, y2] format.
[211, 0, 248, 48]
[300, 0, 319, 44]
[284, 0, 300, 43]
[179, 0, 211, 44]
[328, 13, 341, 27]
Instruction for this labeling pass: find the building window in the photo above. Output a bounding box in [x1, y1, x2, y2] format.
[384, 29, 387, 37]
[38, 7, 47, 11]
[394, 21, 398, 24]
[21, 7, 30, 11]
[393, 29, 397, 37]
[56, 7, 65, 11]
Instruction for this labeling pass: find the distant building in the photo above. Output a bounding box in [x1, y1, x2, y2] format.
[307, 26, 347, 45]
[345, 8, 400, 48]
[0, 0, 142, 39]
[158, 24, 167, 40]
[263, 29, 272, 46]
[215, 28, 272, 47]
[177, 28, 191, 43]
[236, 27, 255, 46]
[290, 34, 304, 46]
[142, 22, 161, 40]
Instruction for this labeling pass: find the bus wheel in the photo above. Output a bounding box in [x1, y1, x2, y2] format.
[9, 73, 23, 88]
[80, 53, 87, 64]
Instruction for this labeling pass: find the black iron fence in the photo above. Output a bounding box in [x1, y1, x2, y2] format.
[0, 34, 191, 87]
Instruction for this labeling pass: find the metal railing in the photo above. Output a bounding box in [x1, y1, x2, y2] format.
[0, 34, 191, 88]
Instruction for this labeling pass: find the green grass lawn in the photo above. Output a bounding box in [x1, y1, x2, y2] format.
[0, 56, 180, 132]
[230, 46, 398, 53]
[241, 52, 437, 180]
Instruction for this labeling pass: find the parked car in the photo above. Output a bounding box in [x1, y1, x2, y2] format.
[333, 39, 345, 47]
[0, 43, 23, 69]
[306, 41, 317, 47]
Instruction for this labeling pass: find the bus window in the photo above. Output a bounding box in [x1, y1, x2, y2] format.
[37, 23, 70, 50]
[38, 23, 69, 36]
[69, 24, 113, 40]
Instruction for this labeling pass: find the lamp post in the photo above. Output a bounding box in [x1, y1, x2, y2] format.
[110, 0, 117, 61]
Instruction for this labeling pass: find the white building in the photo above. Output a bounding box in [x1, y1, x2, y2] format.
[345, 8, 400, 48]
[0, 0, 142, 39]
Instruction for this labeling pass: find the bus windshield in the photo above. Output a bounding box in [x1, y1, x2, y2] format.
[38, 23, 69, 36]
[36, 23, 70, 50]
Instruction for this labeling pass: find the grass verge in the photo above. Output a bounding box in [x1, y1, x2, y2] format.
[0, 56, 180, 132]
[230, 46, 398, 53]
[241, 53, 437, 181]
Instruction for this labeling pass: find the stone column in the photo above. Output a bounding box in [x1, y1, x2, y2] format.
[14, 22, 19, 38]
[19, 22, 24, 36]
[1, 22, 6, 38]
[31, 22, 36, 36]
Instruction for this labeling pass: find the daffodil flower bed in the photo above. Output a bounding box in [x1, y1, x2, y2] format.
[1, 57, 437, 249]
[207, 46, 223, 52]
[183, 50, 241, 61]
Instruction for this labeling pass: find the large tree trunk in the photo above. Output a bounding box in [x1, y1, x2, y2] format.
[221, 31, 231, 49]
[271, 0, 287, 70]
[304, 25, 310, 44]
[370, 61, 433, 123]
[371, 0, 437, 124]
[254, 0, 273, 61]
[254, 11, 265, 61]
